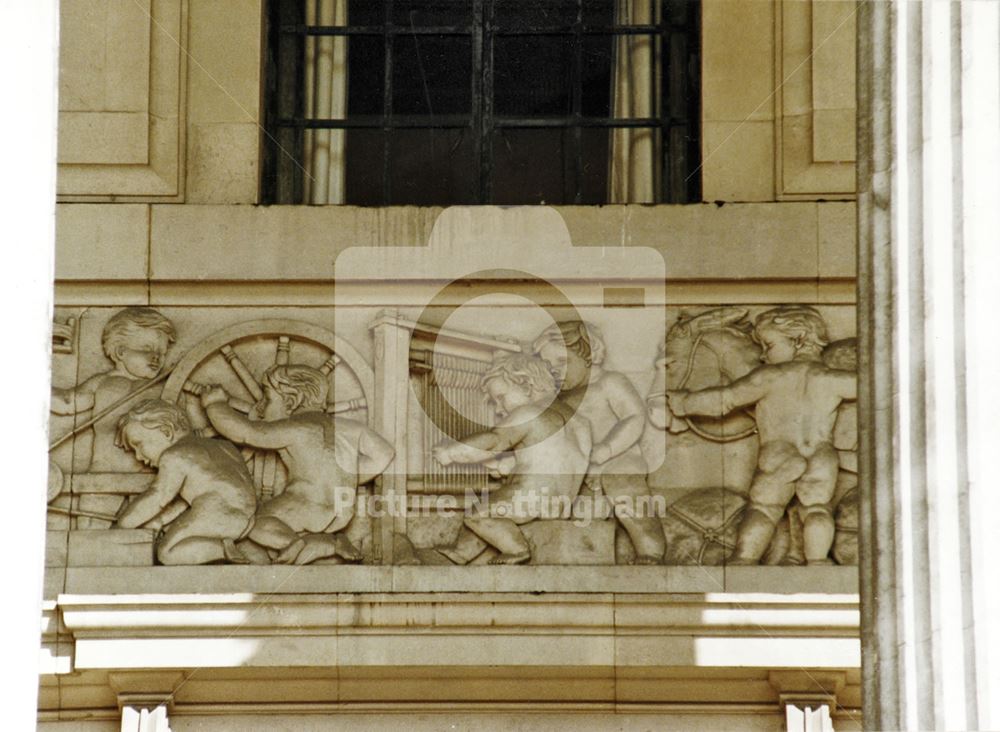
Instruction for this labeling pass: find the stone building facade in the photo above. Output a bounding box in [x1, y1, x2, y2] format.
[39, 1, 870, 730]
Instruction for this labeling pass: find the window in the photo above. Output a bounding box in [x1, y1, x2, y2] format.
[263, 0, 700, 205]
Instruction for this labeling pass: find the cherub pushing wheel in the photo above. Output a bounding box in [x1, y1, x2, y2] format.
[160, 320, 393, 564]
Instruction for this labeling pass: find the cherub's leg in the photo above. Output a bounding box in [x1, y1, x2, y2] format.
[156, 504, 255, 565]
[156, 511, 223, 565]
[731, 441, 806, 565]
[465, 517, 531, 565]
[795, 443, 840, 565]
[292, 532, 364, 565]
[439, 491, 522, 565]
[252, 490, 333, 563]
[602, 474, 667, 564]
[250, 516, 304, 563]
[439, 526, 489, 565]
[221, 539, 250, 564]
[157, 537, 224, 565]
[782, 501, 806, 566]
[235, 539, 272, 565]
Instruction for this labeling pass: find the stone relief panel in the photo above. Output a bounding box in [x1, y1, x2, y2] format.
[647, 305, 858, 567]
[47, 307, 377, 565]
[47, 302, 856, 569]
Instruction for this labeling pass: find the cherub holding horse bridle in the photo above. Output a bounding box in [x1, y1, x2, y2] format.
[648, 306, 857, 566]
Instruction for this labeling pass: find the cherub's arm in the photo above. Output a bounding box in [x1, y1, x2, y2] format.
[646, 394, 670, 431]
[435, 418, 527, 466]
[117, 453, 185, 529]
[50, 375, 99, 415]
[594, 373, 646, 464]
[436, 431, 509, 465]
[357, 427, 395, 484]
[144, 499, 187, 530]
[827, 368, 857, 401]
[484, 454, 517, 479]
[203, 392, 298, 451]
[669, 367, 773, 418]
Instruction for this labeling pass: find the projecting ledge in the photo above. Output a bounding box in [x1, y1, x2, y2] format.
[57, 564, 858, 596]
[54, 585, 859, 672]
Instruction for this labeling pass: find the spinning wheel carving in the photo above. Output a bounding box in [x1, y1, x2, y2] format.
[161, 320, 374, 500]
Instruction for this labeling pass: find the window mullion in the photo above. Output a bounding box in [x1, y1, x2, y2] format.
[653, 0, 664, 202]
[382, 0, 395, 204]
[270, 0, 305, 204]
[572, 0, 584, 204]
[472, 0, 494, 204]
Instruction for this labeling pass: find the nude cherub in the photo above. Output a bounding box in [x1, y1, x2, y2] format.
[201, 364, 395, 565]
[434, 353, 592, 565]
[115, 399, 257, 565]
[52, 307, 176, 472]
[665, 305, 857, 565]
[532, 321, 667, 564]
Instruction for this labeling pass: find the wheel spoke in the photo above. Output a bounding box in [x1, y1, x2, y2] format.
[220, 344, 264, 402]
[319, 353, 341, 375]
[329, 397, 367, 414]
[275, 336, 290, 366]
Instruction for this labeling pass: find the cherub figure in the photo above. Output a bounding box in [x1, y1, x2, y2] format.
[434, 353, 591, 565]
[201, 364, 395, 565]
[532, 321, 667, 564]
[665, 306, 857, 565]
[115, 399, 257, 565]
[52, 307, 176, 472]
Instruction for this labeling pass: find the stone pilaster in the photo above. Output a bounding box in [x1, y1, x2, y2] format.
[857, 0, 1000, 729]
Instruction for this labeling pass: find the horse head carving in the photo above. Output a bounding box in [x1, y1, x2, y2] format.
[647, 307, 762, 438]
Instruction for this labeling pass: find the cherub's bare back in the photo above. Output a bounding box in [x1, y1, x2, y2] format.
[679, 360, 856, 456]
[753, 362, 854, 453]
[165, 435, 256, 514]
[279, 413, 361, 505]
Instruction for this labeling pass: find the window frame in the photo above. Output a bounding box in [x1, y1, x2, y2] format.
[262, 0, 701, 205]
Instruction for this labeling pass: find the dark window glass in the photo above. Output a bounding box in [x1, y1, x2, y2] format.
[344, 36, 386, 116]
[391, 35, 473, 116]
[493, 35, 577, 117]
[263, 0, 701, 205]
[392, 0, 472, 27]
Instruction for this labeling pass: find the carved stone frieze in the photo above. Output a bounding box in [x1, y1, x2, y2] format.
[47, 302, 856, 569]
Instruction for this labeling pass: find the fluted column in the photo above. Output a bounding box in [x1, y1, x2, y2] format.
[858, 0, 1000, 729]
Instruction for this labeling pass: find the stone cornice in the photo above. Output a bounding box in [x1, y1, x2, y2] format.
[49, 577, 860, 674]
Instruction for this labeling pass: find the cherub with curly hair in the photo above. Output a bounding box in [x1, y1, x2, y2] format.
[201, 364, 395, 565]
[532, 321, 667, 564]
[115, 399, 257, 565]
[665, 305, 856, 565]
[434, 353, 592, 565]
[51, 307, 176, 471]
